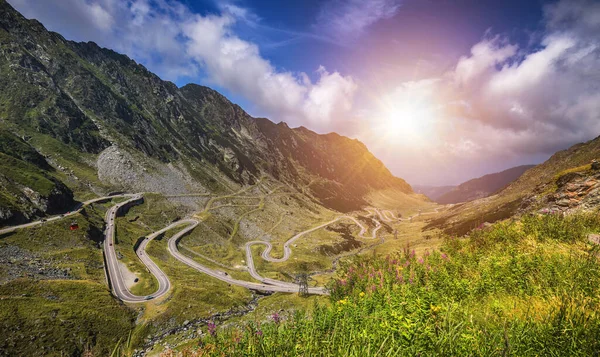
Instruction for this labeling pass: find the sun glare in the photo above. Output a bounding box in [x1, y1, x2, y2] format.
[378, 99, 438, 146]
[371, 80, 442, 147]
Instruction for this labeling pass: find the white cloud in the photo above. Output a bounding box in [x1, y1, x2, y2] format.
[8, 0, 358, 131]
[314, 0, 402, 42]
[361, 0, 600, 185]
[182, 13, 357, 129]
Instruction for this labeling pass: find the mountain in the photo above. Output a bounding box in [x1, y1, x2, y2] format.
[0, 0, 413, 226]
[434, 165, 535, 204]
[427, 137, 600, 235]
[412, 185, 456, 201]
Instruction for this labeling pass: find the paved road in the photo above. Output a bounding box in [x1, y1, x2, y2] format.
[166, 221, 328, 295]
[3, 189, 413, 300]
[243, 215, 384, 290]
[0, 194, 136, 236]
[103, 194, 172, 303]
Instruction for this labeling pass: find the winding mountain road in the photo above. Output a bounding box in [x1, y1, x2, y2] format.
[0, 193, 136, 236]
[103, 194, 177, 302]
[2, 188, 432, 301]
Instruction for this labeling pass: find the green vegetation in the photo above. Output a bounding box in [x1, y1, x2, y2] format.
[0, 203, 136, 356]
[0, 280, 135, 357]
[174, 212, 600, 356]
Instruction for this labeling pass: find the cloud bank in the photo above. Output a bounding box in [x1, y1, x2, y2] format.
[364, 0, 600, 184]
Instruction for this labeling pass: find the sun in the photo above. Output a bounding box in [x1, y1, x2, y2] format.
[377, 99, 438, 146]
[371, 80, 442, 147]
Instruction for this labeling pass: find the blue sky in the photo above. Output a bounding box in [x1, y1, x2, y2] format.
[8, 0, 600, 185]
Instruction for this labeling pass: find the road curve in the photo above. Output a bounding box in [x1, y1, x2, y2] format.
[243, 215, 383, 290]
[167, 222, 328, 295]
[103, 194, 173, 303]
[0, 193, 137, 236]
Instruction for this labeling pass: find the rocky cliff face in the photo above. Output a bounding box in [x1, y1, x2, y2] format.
[0, 0, 412, 224]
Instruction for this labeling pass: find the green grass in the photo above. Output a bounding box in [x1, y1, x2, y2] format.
[0, 203, 136, 356]
[174, 212, 600, 356]
[0, 280, 135, 357]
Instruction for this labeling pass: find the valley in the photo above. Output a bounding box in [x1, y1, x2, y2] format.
[1, 0, 600, 355]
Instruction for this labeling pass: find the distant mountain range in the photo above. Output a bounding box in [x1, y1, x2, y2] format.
[414, 165, 534, 204]
[0, 0, 414, 226]
[412, 185, 456, 201]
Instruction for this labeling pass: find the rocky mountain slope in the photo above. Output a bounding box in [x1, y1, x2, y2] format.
[435, 165, 535, 204]
[0, 0, 413, 225]
[427, 136, 600, 235]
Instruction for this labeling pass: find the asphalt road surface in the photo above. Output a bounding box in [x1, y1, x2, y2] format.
[0, 193, 137, 236]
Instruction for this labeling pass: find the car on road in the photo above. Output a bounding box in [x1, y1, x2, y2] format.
[109, 243, 113, 246]
[145, 296, 153, 300]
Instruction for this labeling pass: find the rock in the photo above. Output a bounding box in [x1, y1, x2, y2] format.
[589, 234, 600, 245]
[556, 199, 571, 207]
[592, 160, 600, 170]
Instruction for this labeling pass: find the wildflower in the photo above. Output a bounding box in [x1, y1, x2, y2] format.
[256, 329, 263, 337]
[207, 321, 217, 337]
[418, 258, 424, 264]
[271, 312, 281, 324]
[359, 292, 365, 298]
[430, 304, 442, 313]
[424, 250, 431, 257]
[441, 253, 449, 260]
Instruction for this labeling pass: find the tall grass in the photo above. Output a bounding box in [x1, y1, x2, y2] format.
[166, 213, 600, 356]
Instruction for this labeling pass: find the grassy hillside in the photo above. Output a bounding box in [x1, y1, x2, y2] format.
[429, 136, 600, 235]
[170, 212, 600, 356]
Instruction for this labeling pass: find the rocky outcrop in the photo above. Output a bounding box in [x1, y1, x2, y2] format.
[538, 163, 600, 214]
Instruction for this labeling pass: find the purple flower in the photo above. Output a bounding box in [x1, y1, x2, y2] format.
[271, 313, 281, 324]
[207, 321, 217, 337]
[256, 329, 263, 337]
[441, 253, 448, 260]
[418, 258, 424, 264]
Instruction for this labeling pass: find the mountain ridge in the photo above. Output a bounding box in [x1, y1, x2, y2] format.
[435, 165, 535, 204]
[0, 0, 413, 225]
